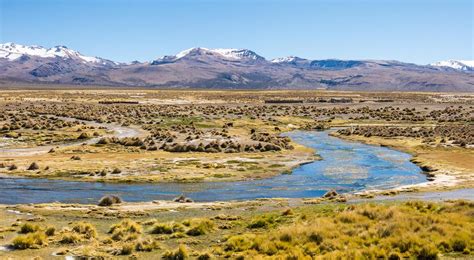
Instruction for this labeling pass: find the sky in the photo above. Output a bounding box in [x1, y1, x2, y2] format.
[0, 0, 472, 64]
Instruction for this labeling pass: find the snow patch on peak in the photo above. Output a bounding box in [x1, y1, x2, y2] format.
[154, 47, 264, 63]
[271, 56, 301, 63]
[430, 60, 474, 71]
[0, 42, 115, 65]
[0, 42, 53, 60]
[175, 47, 204, 59]
[211, 48, 264, 60]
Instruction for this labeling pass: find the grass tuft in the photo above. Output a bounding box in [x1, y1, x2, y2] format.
[12, 232, 47, 249]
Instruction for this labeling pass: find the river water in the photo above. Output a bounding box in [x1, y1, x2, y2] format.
[0, 130, 429, 204]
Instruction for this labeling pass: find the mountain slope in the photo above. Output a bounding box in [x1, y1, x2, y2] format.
[0, 43, 472, 92]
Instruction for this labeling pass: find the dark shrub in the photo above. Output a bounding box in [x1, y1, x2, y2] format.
[27, 162, 40, 171]
[98, 195, 123, 206]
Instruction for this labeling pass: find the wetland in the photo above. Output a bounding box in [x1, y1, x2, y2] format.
[0, 89, 472, 259]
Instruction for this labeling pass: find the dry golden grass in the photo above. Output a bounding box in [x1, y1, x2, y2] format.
[1, 200, 472, 258]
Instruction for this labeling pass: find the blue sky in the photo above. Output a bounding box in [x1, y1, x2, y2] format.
[1, 0, 472, 64]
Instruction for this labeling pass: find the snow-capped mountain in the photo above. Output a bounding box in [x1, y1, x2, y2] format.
[151, 47, 265, 64]
[0, 42, 116, 66]
[271, 56, 304, 63]
[430, 60, 474, 71]
[0, 42, 473, 92]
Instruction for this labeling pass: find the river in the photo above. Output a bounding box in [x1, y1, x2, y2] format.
[0, 130, 429, 204]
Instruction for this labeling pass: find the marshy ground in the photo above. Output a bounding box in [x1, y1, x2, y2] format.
[0, 89, 473, 258]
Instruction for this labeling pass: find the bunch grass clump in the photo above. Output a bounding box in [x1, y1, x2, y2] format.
[185, 218, 215, 236]
[109, 219, 142, 241]
[12, 232, 47, 249]
[134, 237, 160, 252]
[162, 245, 189, 260]
[72, 221, 98, 239]
[19, 223, 40, 234]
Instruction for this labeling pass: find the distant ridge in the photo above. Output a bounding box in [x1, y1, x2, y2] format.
[0, 42, 472, 92]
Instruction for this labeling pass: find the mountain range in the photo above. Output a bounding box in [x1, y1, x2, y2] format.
[0, 42, 473, 91]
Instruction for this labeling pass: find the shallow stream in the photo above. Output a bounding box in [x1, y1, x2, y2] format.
[0, 130, 428, 204]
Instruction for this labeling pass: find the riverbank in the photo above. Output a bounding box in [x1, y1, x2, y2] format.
[331, 132, 474, 195]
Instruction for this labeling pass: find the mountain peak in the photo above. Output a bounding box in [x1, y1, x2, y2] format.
[0, 42, 115, 65]
[430, 60, 474, 71]
[271, 56, 307, 63]
[152, 47, 265, 64]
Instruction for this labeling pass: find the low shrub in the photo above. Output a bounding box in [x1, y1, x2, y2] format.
[72, 221, 97, 239]
[111, 168, 122, 174]
[162, 245, 188, 260]
[119, 243, 134, 255]
[27, 162, 40, 171]
[282, 208, 294, 216]
[451, 238, 467, 252]
[59, 232, 82, 244]
[135, 237, 160, 252]
[19, 223, 40, 234]
[414, 244, 438, 259]
[12, 232, 47, 249]
[77, 132, 90, 139]
[247, 215, 278, 229]
[185, 219, 215, 236]
[98, 195, 123, 206]
[110, 219, 142, 234]
[45, 226, 56, 236]
[388, 252, 402, 260]
[308, 232, 323, 244]
[197, 252, 212, 260]
[224, 234, 256, 252]
[151, 223, 174, 234]
[109, 219, 142, 241]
